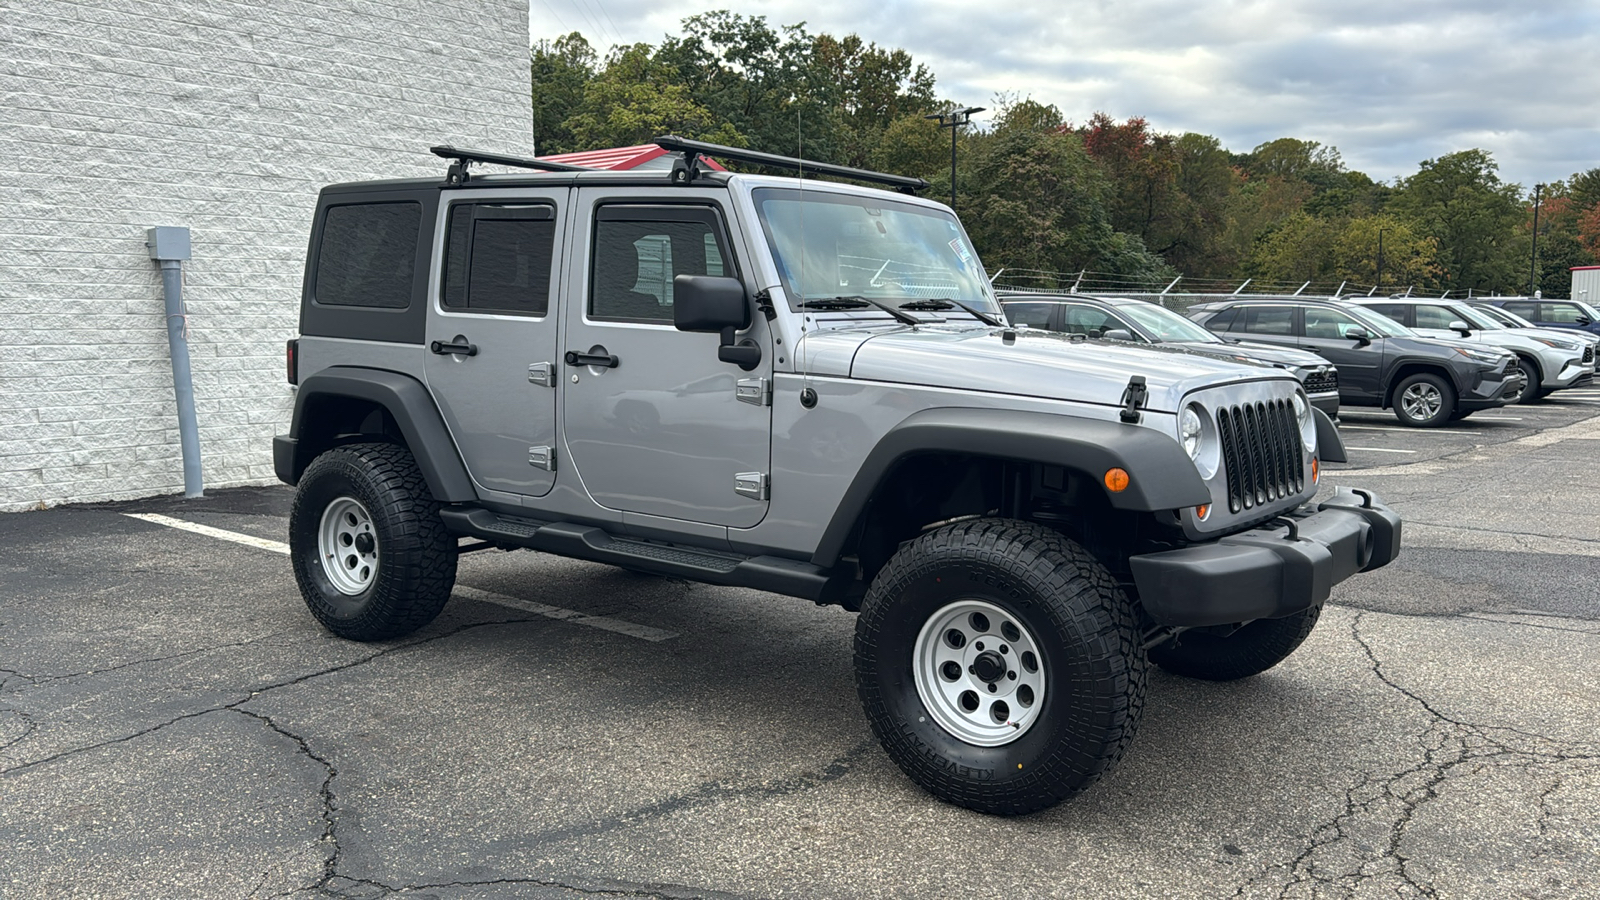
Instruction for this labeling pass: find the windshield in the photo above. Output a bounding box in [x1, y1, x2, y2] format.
[751, 188, 999, 315]
[1451, 305, 1504, 330]
[1479, 305, 1535, 327]
[1346, 305, 1417, 338]
[1115, 301, 1222, 343]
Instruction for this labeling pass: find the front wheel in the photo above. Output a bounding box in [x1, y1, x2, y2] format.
[1148, 607, 1321, 681]
[1513, 358, 1541, 404]
[1392, 372, 1456, 427]
[289, 442, 457, 641]
[854, 519, 1147, 815]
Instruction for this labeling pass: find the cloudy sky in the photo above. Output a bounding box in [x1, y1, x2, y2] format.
[530, 0, 1598, 192]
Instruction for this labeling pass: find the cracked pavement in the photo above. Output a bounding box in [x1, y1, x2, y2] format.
[4, 410, 1600, 898]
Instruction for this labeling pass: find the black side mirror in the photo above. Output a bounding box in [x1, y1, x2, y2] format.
[673, 274, 761, 371]
[1343, 326, 1372, 346]
[1577, 316, 1592, 326]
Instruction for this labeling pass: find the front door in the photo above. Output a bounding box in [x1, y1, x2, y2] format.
[424, 191, 566, 499]
[1299, 306, 1385, 401]
[560, 189, 772, 528]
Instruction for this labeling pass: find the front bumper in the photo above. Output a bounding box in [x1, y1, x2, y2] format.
[1129, 488, 1402, 627]
[1458, 367, 1525, 411]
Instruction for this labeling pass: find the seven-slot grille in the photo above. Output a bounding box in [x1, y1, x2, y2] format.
[1216, 399, 1305, 513]
[1301, 368, 1338, 394]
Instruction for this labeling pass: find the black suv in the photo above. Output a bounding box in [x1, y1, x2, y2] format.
[1188, 298, 1523, 427]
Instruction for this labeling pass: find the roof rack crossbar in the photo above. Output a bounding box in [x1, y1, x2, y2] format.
[430, 145, 595, 185]
[652, 135, 930, 195]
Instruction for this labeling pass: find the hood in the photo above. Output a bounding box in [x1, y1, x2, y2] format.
[802, 324, 1295, 413]
[1172, 339, 1328, 370]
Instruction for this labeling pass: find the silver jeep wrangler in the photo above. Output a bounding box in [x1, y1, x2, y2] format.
[275, 137, 1401, 815]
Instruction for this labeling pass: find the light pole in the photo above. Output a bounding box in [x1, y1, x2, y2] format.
[1530, 183, 1546, 296]
[1376, 228, 1385, 294]
[925, 106, 984, 211]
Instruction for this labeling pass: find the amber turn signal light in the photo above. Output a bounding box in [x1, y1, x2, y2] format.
[1312, 457, 1320, 484]
[1195, 503, 1210, 521]
[1103, 468, 1130, 493]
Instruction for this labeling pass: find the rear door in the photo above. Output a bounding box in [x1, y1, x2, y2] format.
[424, 191, 566, 499]
[1226, 304, 1301, 350]
[559, 189, 772, 528]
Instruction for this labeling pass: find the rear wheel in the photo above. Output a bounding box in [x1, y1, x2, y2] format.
[290, 442, 457, 641]
[1148, 607, 1322, 681]
[854, 518, 1146, 815]
[1392, 373, 1455, 427]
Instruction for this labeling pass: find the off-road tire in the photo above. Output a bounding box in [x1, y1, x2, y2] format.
[1513, 358, 1541, 404]
[1392, 372, 1456, 428]
[854, 518, 1147, 816]
[290, 442, 457, 641]
[1148, 606, 1321, 681]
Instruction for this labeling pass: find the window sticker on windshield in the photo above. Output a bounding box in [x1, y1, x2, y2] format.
[948, 238, 974, 270]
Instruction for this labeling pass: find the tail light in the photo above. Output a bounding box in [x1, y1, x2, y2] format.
[286, 339, 299, 385]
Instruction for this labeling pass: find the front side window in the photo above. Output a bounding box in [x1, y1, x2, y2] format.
[314, 202, 421, 308]
[590, 207, 732, 323]
[1415, 305, 1466, 330]
[752, 188, 999, 314]
[1060, 304, 1128, 338]
[441, 203, 556, 316]
[1304, 307, 1366, 340]
[1544, 302, 1593, 325]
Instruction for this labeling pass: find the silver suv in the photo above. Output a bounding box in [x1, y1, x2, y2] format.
[274, 138, 1401, 815]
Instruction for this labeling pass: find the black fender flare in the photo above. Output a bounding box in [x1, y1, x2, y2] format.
[809, 407, 1211, 567]
[276, 366, 476, 502]
[1313, 407, 1347, 463]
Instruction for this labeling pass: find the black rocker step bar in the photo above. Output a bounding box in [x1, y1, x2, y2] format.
[438, 508, 861, 607]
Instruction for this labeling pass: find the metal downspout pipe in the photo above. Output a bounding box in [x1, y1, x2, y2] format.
[146, 227, 203, 498]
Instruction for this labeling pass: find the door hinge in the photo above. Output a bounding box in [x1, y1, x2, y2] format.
[736, 377, 771, 406]
[528, 446, 556, 471]
[734, 471, 769, 500]
[528, 362, 555, 387]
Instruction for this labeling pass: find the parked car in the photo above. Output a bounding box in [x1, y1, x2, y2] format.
[1470, 302, 1600, 375]
[1352, 298, 1591, 403]
[1188, 297, 1523, 427]
[1481, 297, 1600, 338]
[1000, 293, 1341, 418]
[274, 138, 1400, 816]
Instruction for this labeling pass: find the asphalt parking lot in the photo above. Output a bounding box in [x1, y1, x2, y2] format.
[4, 394, 1599, 900]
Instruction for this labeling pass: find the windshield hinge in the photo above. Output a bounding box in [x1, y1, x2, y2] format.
[754, 287, 778, 322]
[737, 377, 772, 407]
[1120, 376, 1148, 424]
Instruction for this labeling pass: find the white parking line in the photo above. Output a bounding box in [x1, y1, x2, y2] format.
[122, 513, 676, 642]
[1339, 425, 1477, 435]
[1345, 447, 1418, 454]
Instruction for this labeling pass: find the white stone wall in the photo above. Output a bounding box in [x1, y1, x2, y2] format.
[0, 0, 532, 510]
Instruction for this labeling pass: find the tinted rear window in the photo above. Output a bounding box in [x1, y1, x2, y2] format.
[442, 204, 557, 316]
[314, 202, 421, 308]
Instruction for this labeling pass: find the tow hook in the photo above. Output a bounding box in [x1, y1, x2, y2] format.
[1271, 516, 1302, 541]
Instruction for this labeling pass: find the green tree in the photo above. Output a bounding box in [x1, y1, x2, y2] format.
[1390, 149, 1523, 293]
[960, 100, 1172, 283]
[530, 33, 597, 155]
[562, 44, 743, 149]
[1331, 216, 1441, 291]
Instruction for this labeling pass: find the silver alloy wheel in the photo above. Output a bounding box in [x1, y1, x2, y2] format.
[913, 599, 1047, 747]
[1401, 382, 1444, 421]
[318, 497, 378, 596]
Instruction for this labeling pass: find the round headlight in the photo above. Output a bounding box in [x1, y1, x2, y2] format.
[1292, 391, 1309, 427]
[1179, 405, 1203, 459]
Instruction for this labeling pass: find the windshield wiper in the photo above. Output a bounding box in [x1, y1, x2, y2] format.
[901, 298, 1004, 328]
[802, 295, 924, 326]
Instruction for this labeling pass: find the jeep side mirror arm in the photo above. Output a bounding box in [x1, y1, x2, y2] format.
[717, 326, 762, 371]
